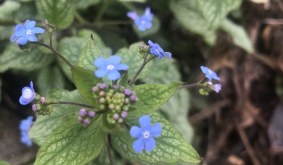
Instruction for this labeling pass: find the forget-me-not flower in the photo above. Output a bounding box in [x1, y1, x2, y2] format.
[19, 81, 35, 105]
[130, 115, 162, 153]
[127, 7, 153, 31]
[94, 55, 128, 81]
[148, 40, 172, 59]
[10, 20, 45, 45]
[19, 116, 33, 146]
[200, 66, 220, 81]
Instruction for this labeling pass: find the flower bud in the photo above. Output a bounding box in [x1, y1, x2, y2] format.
[121, 111, 128, 118]
[124, 89, 132, 96]
[40, 97, 46, 104]
[113, 113, 119, 120]
[83, 118, 91, 126]
[88, 111, 96, 118]
[98, 83, 107, 89]
[92, 86, 98, 92]
[99, 91, 105, 97]
[79, 108, 87, 117]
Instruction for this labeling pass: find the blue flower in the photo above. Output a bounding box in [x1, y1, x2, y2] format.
[127, 7, 153, 31]
[148, 40, 171, 59]
[19, 116, 33, 146]
[213, 84, 222, 93]
[10, 20, 45, 45]
[94, 55, 128, 81]
[19, 81, 35, 105]
[130, 115, 162, 153]
[200, 66, 220, 81]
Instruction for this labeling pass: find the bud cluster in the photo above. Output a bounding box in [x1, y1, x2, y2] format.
[77, 108, 96, 126]
[92, 83, 138, 124]
[31, 96, 52, 115]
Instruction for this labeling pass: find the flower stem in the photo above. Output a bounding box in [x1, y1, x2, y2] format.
[128, 55, 154, 86]
[48, 101, 95, 108]
[36, 42, 75, 69]
[95, 0, 111, 23]
[106, 134, 114, 165]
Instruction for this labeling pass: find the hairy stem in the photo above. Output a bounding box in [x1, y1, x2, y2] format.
[128, 55, 154, 86]
[36, 42, 75, 68]
[106, 134, 114, 165]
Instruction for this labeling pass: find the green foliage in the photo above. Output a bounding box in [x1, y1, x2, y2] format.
[221, 19, 254, 53]
[117, 0, 147, 2]
[36, 0, 75, 29]
[0, 160, 10, 165]
[75, 0, 101, 10]
[112, 112, 200, 164]
[58, 37, 85, 80]
[30, 90, 87, 145]
[37, 66, 65, 96]
[117, 42, 152, 80]
[170, 0, 253, 53]
[72, 66, 101, 104]
[78, 38, 107, 70]
[0, 1, 20, 21]
[129, 82, 182, 118]
[34, 114, 106, 165]
[0, 46, 54, 73]
[142, 59, 194, 143]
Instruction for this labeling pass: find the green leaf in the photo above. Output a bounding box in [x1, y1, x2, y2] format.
[0, 160, 10, 165]
[221, 19, 254, 53]
[0, 46, 54, 73]
[78, 30, 112, 56]
[36, 0, 75, 29]
[170, 0, 242, 45]
[88, 148, 124, 165]
[117, 0, 146, 2]
[37, 66, 65, 96]
[198, 0, 242, 29]
[58, 37, 85, 80]
[0, 1, 20, 21]
[129, 82, 182, 118]
[34, 115, 106, 165]
[117, 42, 152, 80]
[15, 2, 38, 20]
[111, 112, 200, 164]
[74, 0, 101, 10]
[0, 26, 13, 41]
[161, 89, 194, 143]
[78, 39, 106, 70]
[141, 59, 180, 84]
[30, 89, 87, 145]
[72, 66, 101, 104]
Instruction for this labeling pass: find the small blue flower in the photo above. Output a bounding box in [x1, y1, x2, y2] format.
[130, 115, 162, 153]
[148, 40, 172, 59]
[200, 66, 220, 81]
[127, 7, 153, 31]
[94, 55, 128, 81]
[19, 116, 33, 146]
[19, 81, 35, 105]
[10, 20, 45, 45]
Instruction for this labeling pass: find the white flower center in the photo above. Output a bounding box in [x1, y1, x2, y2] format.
[26, 30, 32, 35]
[143, 130, 150, 139]
[23, 88, 33, 99]
[107, 64, 115, 71]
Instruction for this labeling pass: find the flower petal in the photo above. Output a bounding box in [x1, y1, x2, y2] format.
[33, 27, 45, 34]
[145, 137, 156, 152]
[132, 138, 144, 153]
[95, 69, 107, 78]
[94, 57, 107, 68]
[16, 36, 28, 45]
[15, 24, 24, 31]
[25, 20, 36, 29]
[163, 52, 172, 58]
[27, 35, 38, 42]
[10, 34, 18, 43]
[30, 81, 34, 92]
[139, 115, 151, 129]
[118, 64, 128, 70]
[148, 40, 154, 46]
[127, 11, 138, 20]
[130, 126, 142, 138]
[107, 70, 121, 80]
[15, 28, 27, 37]
[19, 96, 28, 105]
[108, 55, 121, 65]
[150, 123, 162, 137]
